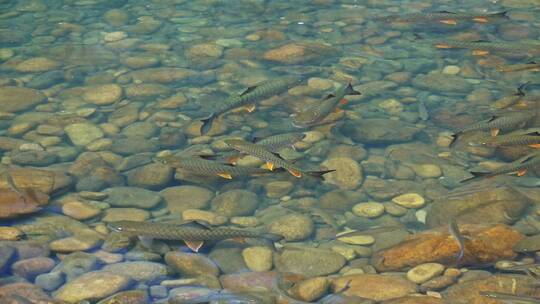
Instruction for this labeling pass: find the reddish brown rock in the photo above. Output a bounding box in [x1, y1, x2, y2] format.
[443, 274, 540, 304]
[331, 274, 417, 301]
[0, 188, 49, 219]
[0, 282, 52, 302]
[4, 167, 72, 195]
[372, 224, 523, 271]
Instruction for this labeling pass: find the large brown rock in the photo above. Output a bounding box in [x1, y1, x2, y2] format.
[331, 274, 417, 301]
[443, 274, 540, 304]
[263, 42, 335, 64]
[426, 185, 530, 228]
[2, 167, 72, 195]
[372, 224, 523, 271]
[0, 188, 49, 219]
[0, 86, 46, 112]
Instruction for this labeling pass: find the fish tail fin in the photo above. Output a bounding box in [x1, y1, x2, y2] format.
[308, 169, 336, 181]
[200, 113, 216, 135]
[460, 171, 491, 183]
[345, 83, 361, 96]
[495, 11, 509, 19]
[449, 132, 460, 146]
[516, 82, 529, 96]
[261, 233, 284, 242]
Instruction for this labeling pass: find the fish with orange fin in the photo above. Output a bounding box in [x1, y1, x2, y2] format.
[199, 76, 303, 135]
[460, 151, 540, 182]
[107, 220, 283, 253]
[155, 153, 279, 180]
[450, 111, 536, 146]
[291, 83, 361, 128]
[497, 61, 540, 73]
[468, 131, 540, 148]
[375, 10, 508, 25]
[491, 83, 528, 110]
[224, 139, 335, 180]
[431, 39, 540, 57]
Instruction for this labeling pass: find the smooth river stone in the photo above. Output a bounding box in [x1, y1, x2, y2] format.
[54, 271, 132, 302]
[0, 86, 45, 112]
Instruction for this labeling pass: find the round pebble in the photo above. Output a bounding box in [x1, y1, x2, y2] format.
[352, 202, 385, 218]
[336, 233, 375, 246]
[406, 263, 445, 284]
[392, 193, 425, 209]
[242, 246, 273, 272]
[442, 65, 460, 75]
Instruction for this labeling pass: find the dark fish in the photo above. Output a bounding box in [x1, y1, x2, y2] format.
[492, 83, 528, 110]
[376, 10, 508, 25]
[253, 132, 306, 152]
[108, 220, 282, 252]
[432, 39, 540, 57]
[224, 139, 335, 179]
[200, 76, 303, 135]
[497, 61, 540, 73]
[480, 291, 540, 303]
[468, 131, 540, 148]
[461, 151, 540, 182]
[291, 84, 361, 128]
[155, 154, 277, 180]
[450, 111, 536, 144]
[449, 217, 465, 261]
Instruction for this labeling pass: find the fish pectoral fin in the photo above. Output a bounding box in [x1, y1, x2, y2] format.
[184, 240, 204, 252]
[434, 43, 452, 49]
[517, 169, 527, 177]
[439, 19, 458, 25]
[179, 220, 213, 230]
[240, 85, 258, 96]
[333, 107, 344, 114]
[244, 104, 256, 113]
[339, 98, 348, 105]
[217, 172, 233, 179]
[516, 100, 528, 107]
[472, 17, 489, 23]
[288, 169, 303, 178]
[265, 162, 275, 171]
[472, 49, 490, 56]
[490, 128, 500, 137]
[528, 144, 540, 148]
[138, 236, 154, 249]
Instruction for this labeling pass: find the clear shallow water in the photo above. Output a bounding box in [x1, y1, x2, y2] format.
[0, 0, 540, 303]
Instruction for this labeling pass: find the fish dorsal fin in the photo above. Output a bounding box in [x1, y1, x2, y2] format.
[323, 94, 336, 100]
[525, 131, 540, 136]
[486, 115, 499, 122]
[196, 154, 218, 160]
[251, 137, 261, 143]
[272, 152, 284, 159]
[472, 40, 490, 43]
[435, 10, 457, 15]
[518, 154, 537, 164]
[180, 220, 213, 230]
[240, 86, 258, 96]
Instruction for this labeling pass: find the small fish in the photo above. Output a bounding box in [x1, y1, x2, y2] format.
[108, 220, 282, 252]
[375, 10, 508, 25]
[497, 61, 540, 73]
[450, 111, 536, 145]
[253, 132, 306, 152]
[461, 151, 540, 182]
[431, 39, 540, 57]
[169, 289, 264, 304]
[200, 76, 303, 135]
[491, 83, 528, 110]
[155, 154, 278, 180]
[480, 291, 540, 303]
[291, 84, 361, 128]
[449, 217, 465, 261]
[224, 139, 335, 179]
[468, 131, 540, 148]
[418, 99, 429, 121]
